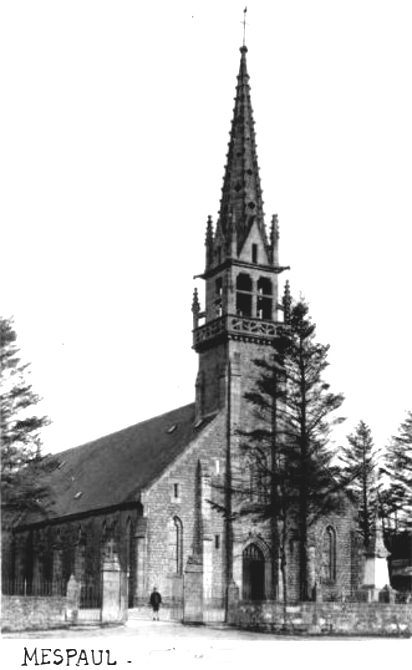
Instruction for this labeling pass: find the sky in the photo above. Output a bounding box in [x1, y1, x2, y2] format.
[1, 0, 412, 457]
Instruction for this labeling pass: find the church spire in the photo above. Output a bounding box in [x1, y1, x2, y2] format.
[217, 45, 267, 254]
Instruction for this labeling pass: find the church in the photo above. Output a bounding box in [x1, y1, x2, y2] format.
[7, 43, 360, 622]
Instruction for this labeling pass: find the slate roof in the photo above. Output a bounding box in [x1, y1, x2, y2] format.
[23, 403, 215, 526]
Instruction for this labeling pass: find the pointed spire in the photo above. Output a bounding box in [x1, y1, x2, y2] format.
[205, 215, 214, 268]
[192, 288, 200, 329]
[270, 214, 279, 266]
[282, 280, 291, 325]
[218, 45, 266, 253]
[205, 215, 214, 244]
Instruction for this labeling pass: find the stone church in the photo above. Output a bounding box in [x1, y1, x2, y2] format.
[6, 44, 360, 621]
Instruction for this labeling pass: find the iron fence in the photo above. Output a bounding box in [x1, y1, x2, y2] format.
[2, 579, 67, 597]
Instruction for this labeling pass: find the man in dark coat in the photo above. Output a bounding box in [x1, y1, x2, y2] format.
[149, 587, 162, 621]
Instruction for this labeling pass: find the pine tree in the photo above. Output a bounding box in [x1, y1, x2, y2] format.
[339, 420, 378, 548]
[284, 299, 345, 601]
[380, 411, 412, 534]
[1, 316, 52, 528]
[236, 298, 345, 602]
[240, 342, 291, 604]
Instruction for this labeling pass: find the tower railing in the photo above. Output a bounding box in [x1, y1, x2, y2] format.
[193, 313, 281, 349]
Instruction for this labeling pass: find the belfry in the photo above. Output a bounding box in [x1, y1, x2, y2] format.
[192, 45, 289, 421]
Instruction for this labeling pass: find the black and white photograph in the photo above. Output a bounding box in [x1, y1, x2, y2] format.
[1, 1, 412, 666]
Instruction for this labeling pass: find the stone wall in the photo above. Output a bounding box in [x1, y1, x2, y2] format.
[1, 595, 68, 632]
[237, 600, 412, 636]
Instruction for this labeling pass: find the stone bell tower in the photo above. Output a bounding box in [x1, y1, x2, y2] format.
[192, 45, 290, 422]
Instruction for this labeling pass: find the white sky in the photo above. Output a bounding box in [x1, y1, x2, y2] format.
[1, 0, 411, 456]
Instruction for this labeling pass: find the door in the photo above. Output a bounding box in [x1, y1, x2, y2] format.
[242, 543, 265, 600]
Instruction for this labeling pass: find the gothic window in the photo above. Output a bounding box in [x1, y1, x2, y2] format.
[322, 526, 336, 582]
[236, 273, 253, 317]
[169, 516, 183, 575]
[257, 277, 272, 320]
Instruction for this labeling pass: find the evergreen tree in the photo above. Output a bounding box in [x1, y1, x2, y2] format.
[1, 316, 52, 528]
[380, 411, 412, 534]
[284, 299, 345, 600]
[338, 420, 378, 548]
[240, 343, 291, 604]
[237, 298, 345, 602]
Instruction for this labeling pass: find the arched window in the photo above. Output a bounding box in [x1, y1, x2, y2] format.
[236, 273, 253, 317]
[322, 526, 336, 582]
[257, 278, 273, 320]
[169, 516, 183, 575]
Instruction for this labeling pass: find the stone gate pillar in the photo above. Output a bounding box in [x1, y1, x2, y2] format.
[66, 574, 80, 624]
[133, 518, 147, 606]
[101, 551, 126, 624]
[183, 555, 204, 623]
[227, 580, 239, 625]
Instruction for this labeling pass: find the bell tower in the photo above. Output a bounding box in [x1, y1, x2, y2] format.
[192, 46, 289, 420]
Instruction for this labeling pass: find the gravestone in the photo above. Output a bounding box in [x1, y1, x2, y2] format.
[363, 522, 391, 602]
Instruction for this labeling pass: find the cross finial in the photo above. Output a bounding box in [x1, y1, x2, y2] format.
[242, 7, 248, 47]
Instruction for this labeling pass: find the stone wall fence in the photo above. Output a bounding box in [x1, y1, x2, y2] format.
[237, 600, 412, 636]
[2, 568, 126, 632]
[1, 594, 69, 633]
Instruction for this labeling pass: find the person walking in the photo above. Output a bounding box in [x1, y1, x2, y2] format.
[149, 586, 162, 621]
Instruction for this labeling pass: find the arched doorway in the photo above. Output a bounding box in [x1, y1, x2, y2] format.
[242, 543, 265, 600]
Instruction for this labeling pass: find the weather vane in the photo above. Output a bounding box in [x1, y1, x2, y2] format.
[242, 7, 248, 47]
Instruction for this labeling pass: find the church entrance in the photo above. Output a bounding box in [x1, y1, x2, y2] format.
[242, 543, 265, 600]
